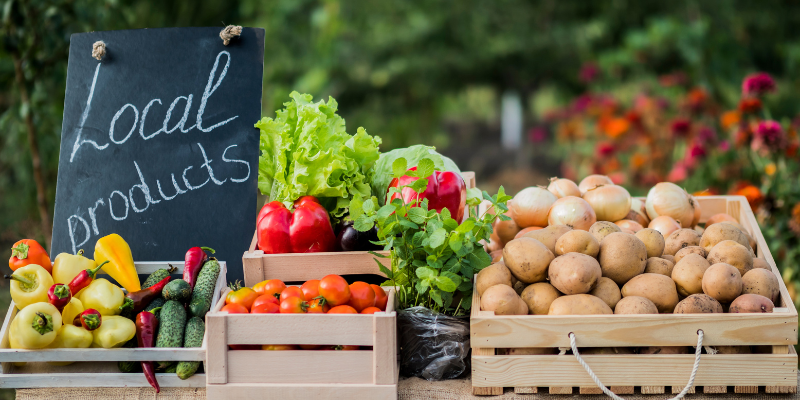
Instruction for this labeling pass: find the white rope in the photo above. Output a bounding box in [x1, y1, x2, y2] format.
[568, 330, 704, 400]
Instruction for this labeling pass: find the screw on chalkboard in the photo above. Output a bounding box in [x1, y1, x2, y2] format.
[219, 25, 242, 46]
[92, 41, 106, 61]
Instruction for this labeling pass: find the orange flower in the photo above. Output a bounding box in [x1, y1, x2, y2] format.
[765, 163, 777, 176]
[721, 110, 741, 130]
[693, 189, 717, 196]
[733, 184, 764, 210]
[789, 203, 800, 237]
[631, 153, 647, 169]
[602, 117, 630, 138]
[686, 88, 708, 111]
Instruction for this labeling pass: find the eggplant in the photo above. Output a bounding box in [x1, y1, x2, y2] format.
[336, 219, 381, 252]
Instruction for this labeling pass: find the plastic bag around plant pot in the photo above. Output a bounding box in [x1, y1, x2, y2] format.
[397, 306, 471, 381]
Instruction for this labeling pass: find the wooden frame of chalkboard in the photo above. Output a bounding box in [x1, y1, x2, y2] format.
[241, 172, 477, 286]
[0, 261, 227, 388]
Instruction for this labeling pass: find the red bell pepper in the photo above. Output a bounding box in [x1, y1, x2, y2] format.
[183, 246, 214, 289]
[388, 167, 467, 222]
[135, 309, 161, 393]
[256, 196, 336, 254]
[48, 284, 72, 312]
[67, 260, 109, 296]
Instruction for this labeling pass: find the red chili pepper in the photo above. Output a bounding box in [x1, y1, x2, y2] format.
[183, 247, 214, 289]
[74, 309, 102, 331]
[256, 196, 336, 254]
[67, 260, 109, 296]
[136, 308, 161, 393]
[124, 276, 171, 314]
[388, 167, 467, 221]
[48, 284, 71, 312]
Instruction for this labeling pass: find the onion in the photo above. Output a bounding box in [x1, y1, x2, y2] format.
[510, 187, 558, 228]
[648, 215, 681, 237]
[514, 226, 543, 240]
[615, 219, 644, 234]
[625, 198, 650, 226]
[578, 174, 614, 194]
[706, 213, 738, 226]
[495, 212, 521, 244]
[690, 196, 702, 227]
[547, 196, 597, 231]
[645, 182, 696, 228]
[582, 184, 631, 222]
[547, 177, 581, 198]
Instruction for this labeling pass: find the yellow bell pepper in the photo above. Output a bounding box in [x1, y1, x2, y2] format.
[47, 324, 93, 366]
[77, 278, 125, 316]
[9, 302, 63, 349]
[7, 264, 53, 310]
[61, 297, 84, 326]
[91, 316, 136, 348]
[94, 234, 140, 293]
[52, 249, 97, 285]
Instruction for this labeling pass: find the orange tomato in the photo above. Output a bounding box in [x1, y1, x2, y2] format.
[371, 284, 388, 311]
[328, 305, 358, 314]
[252, 280, 271, 295]
[252, 294, 279, 309]
[261, 279, 286, 300]
[262, 345, 298, 350]
[280, 296, 307, 313]
[221, 303, 249, 314]
[361, 307, 381, 314]
[226, 286, 259, 311]
[301, 279, 321, 301]
[347, 281, 375, 312]
[319, 275, 350, 306]
[9, 239, 52, 273]
[306, 298, 329, 313]
[251, 302, 280, 314]
[279, 286, 305, 302]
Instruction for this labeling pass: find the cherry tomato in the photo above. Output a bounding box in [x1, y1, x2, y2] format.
[280, 296, 307, 313]
[262, 279, 286, 300]
[319, 275, 350, 306]
[221, 303, 249, 314]
[306, 298, 329, 314]
[371, 284, 388, 311]
[280, 286, 305, 302]
[226, 286, 259, 311]
[253, 280, 271, 295]
[301, 279, 321, 301]
[328, 305, 358, 314]
[361, 306, 381, 314]
[251, 302, 280, 314]
[347, 281, 375, 312]
[262, 345, 298, 350]
[299, 344, 324, 350]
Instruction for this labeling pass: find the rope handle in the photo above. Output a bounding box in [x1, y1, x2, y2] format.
[569, 329, 704, 400]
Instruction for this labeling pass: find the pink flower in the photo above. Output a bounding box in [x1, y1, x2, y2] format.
[752, 120, 786, 152]
[697, 126, 716, 143]
[596, 142, 615, 157]
[719, 140, 731, 152]
[667, 163, 689, 182]
[579, 63, 600, 83]
[688, 142, 706, 160]
[528, 126, 547, 143]
[742, 72, 776, 98]
[571, 94, 595, 113]
[670, 119, 691, 137]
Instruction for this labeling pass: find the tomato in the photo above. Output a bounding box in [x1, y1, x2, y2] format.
[361, 307, 381, 314]
[262, 279, 286, 300]
[280, 296, 307, 313]
[327, 305, 358, 314]
[262, 345, 298, 350]
[251, 302, 280, 314]
[299, 344, 324, 350]
[371, 284, 388, 311]
[226, 286, 259, 311]
[280, 286, 305, 302]
[319, 275, 350, 306]
[306, 298, 329, 314]
[252, 280, 271, 295]
[301, 279, 321, 301]
[253, 294, 279, 309]
[221, 303, 249, 314]
[347, 281, 375, 312]
[331, 345, 359, 350]
[229, 345, 261, 350]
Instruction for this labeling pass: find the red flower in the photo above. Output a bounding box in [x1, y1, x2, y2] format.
[687, 142, 707, 160]
[596, 142, 615, 157]
[579, 63, 599, 83]
[528, 126, 547, 143]
[686, 88, 708, 112]
[738, 98, 762, 113]
[670, 119, 691, 137]
[697, 126, 716, 143]
[752, 120, 786, 152]
[742, 72, 776, 98]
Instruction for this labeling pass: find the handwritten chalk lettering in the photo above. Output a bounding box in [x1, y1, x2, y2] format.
[140, 99, 166, 140]
[109, 104, 139, 144]
[164, 95, 194, 134]
[68, 214, 91, 254]
[197, 142, 227, 185]
[222, 144, 251, 183]
[156, 173, 187, 201]
[129, 161, 161, 212]
[69, 63, 108, 162]
[109, 190, 130, 221]
[197, 51, 238, 132]
[88, 198, 106, 235]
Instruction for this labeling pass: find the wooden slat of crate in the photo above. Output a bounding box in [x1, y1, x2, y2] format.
[207, 382, 397, 400]
[0, 362, 205, 388]
[227, 350, 373, 384]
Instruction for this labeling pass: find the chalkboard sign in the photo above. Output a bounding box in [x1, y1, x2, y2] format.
[52, 27, 265, 283]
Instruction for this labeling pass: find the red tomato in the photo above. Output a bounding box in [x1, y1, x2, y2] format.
[347, 281, 375, 312]
[361, 307, 381, 314]
[252, 280, 271, 295]
[301, 279, 321, 301]
[299, 344, 324, 350]
[253, 294, 279, 309]
[221, 303, 249, 314]
[262, 345, 298, 350]
[280, 286, 305, 302]
[319, 275, 350, 306]
[306, 298, 329, 314]
[262, 279, 286, 299]
[280, 296, 307, 313]
[328, 305, 358, 314]
[371, 284, 388, 311]
[251, 302, 280, 314]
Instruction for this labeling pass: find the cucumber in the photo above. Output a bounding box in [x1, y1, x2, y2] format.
[143, 264, 177, 289]
[163, 363, 177, 373]
[163, 279, 192, 303]
[189, 259, 220, 318]
[144, 297, 166, 317]
[176, 317, 205, 379]
[156, 300, 187, 368]
[117, 339, 139, 372]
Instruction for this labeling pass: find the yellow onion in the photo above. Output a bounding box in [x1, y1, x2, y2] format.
[625, 198, 650, 227]
[615, 219, 644, 234]
[578, 174, 613, 195]
[690, 195, 702, 227]
[547, 177, 581, 198]
[706, 213, 738, 226]
[648, 215, 681, 237]
[510, 187, 558, 228]
[645, 182, 696, 228]
[582, 184, 631, 222]
[547, 196, 596, 231]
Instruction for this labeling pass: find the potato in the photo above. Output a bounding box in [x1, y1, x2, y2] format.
[516, 297, 530, 315]
[476, 262, 513, 297]
[548, 294, 613, 315]
[523, 225, 572, 255]
[495, 216, 521, 244]
[729, 293, 774, 313]
[589, 221, 621, 242]
[635, 228, 665, 258]
[743, 230, 756, 252]
[644, 257, 674, 276]
[753, 258, 771, 270]
[481, 284, 527, 315]
[714, 346, 751, 354]
[661, 254, 675, 263]
[639, 346, 690, 355]
[674, 246, 707, 264]
[673, 294, 723, 314]
[498, 348, 559, 355]
[513, 280, 526, 295]
[700, 222, 751, 252]
[706, 213, 738, 226]
[702, 263, 743, 303]
[614, 296, 658, 314]
[671, 254, 711, 296]
[548, 253, 602, 295]
[621, 273, 680, 313]
[521, 282, 562, 315]
[555, 230, 600, 257]
[589, 277, 621, 309]
[742, 269, 780, 303]
[598, 232, 648, 285]
[580, 347, 635, 355]
[707, 240, 753, 276]
[502, 237, 555, 284]
[664, 228, 702, 256]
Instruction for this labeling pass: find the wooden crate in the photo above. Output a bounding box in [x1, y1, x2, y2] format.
[471, 195, 799, 395]
[0, 261, 228, 388]
[205, 287, 398, 399]
[243, 171, 476, 284]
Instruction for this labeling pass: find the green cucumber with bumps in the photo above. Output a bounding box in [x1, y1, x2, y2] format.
[176, 317, 205, 379]
[156, 299, 187, 368]
[189, 258, 221, 318]
[163, 279, 192, 303]
[142, 264, 177, 289]
[144, 297, 166, 317]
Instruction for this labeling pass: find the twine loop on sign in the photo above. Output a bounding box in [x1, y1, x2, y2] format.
[92, 41, 106, 60]
[220, 25, 242, 46]
[568, 329, 704, 400]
